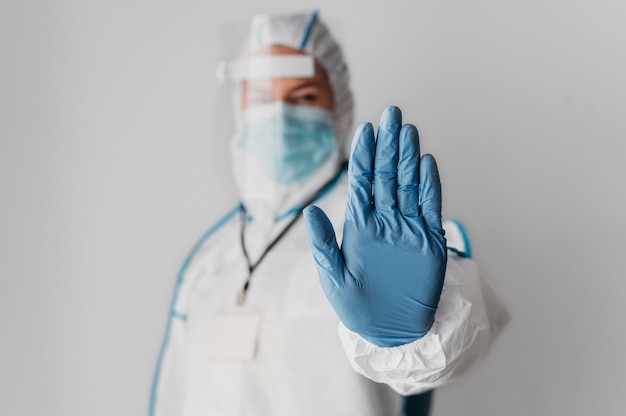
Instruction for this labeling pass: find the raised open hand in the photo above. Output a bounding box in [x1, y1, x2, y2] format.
[303, 106, 447, 347]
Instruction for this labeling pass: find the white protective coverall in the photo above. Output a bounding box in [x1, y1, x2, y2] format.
[149, 10, 509, 416]
[149, 172, 509, 415]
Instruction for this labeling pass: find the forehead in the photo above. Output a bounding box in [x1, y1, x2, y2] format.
[252, 44, 304, 56]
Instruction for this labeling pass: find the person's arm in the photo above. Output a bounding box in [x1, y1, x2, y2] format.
[338, 254, 509, 395]
[304, 106, 508, 394]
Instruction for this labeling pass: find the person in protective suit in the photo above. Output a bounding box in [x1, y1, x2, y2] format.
[150, 10, 509, 416]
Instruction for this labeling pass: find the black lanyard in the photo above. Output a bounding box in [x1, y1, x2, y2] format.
[236, 164, 347, 305]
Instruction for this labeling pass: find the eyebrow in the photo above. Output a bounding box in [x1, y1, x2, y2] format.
[245, 80, 324, 96]
[289, 80, 324, 92]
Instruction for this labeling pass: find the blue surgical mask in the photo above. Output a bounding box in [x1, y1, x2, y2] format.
[237, 102, 337, 185]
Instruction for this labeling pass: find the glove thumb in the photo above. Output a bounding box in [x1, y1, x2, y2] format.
[303, 205, 344, 282]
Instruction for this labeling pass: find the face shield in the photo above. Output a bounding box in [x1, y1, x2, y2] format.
[215, 12, 351, 221]
[220, 50, 337, 184]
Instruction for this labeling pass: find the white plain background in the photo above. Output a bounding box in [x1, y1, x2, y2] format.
[2, 1, 626, 415]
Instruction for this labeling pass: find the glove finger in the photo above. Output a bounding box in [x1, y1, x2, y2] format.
[397, 124, 420, 217]
[419, 154, 443, 230]
[373, 106, 402, 213]
[346, 122, 375, 224]
[303, 205, 345, 286]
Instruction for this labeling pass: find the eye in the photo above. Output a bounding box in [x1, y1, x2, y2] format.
[289, 87, 321, 105]
[294, 93, 319, 104]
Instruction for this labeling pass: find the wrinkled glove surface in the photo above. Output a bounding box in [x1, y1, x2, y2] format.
[304, 106, 447, 347]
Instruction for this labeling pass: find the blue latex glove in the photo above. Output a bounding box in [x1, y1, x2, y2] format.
[303, 106, 447, 347]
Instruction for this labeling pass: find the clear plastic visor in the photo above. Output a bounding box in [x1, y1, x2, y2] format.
[212, 16, 340, 144]
[220, 51, 335, 115]
[217, 55, 315, 82]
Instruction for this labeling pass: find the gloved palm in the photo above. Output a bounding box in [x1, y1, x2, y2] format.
[303, 106, 447, 347]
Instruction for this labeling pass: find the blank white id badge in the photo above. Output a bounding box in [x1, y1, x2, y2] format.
[206, 313, 262, 361]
